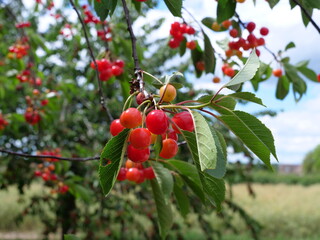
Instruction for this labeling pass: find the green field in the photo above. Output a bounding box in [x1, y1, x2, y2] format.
[1, 183, 320, 239]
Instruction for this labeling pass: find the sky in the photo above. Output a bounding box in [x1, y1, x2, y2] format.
[21, 0, 320, 165]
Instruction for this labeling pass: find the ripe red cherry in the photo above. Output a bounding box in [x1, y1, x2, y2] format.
[110, 119, 125, 136]
[146, 110, 169, 135]
[114, 59, 125, 68]
[229, 29, 238, 38]
[135, 170, 145, 184]
[136, 92, 145, 105]
[257, 38, 265, 46]
[161, 128, 178, 141]
[120, 108, 142, 129]
[127, 144, 150, 163]
[159, 139, 178, 159]
[186, 41, 197, 50]
[186, 26, 196, 35]
[273, 69, 283, 77]
[171, 111, 194, 133]
[171, 22, 181, 32]
[168, 38, 180, 48]
[117, 168, 127, 181]
[129, 128, 152, 149]
[246, 22, 256, 32]
[111, 65, 123, 76]
[225, 67, 235, 77]
[126, 168, 141, 182]
[143, 167, 156, 179]
[260, 27, 269, 36]
[317, 74, 320, 82]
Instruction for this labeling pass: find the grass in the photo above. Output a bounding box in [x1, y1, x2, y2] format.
[0, 183, 320, 239]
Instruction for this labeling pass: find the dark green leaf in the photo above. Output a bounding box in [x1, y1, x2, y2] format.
[227, 92, 266, 107]
[191, 46, 204, 78]
[305, 0, 320, 9]
[284, 63, 307, 101]
[198, 95, 237, 110]
[152, 82, 183, 89]
[64, 234, 80, 240]
[217, 0, 236, 23]
[179, 37, 187, 57]
[203, 32, 216, 73]
[165, 72, 185, 84]
[285, 42, 296, 51]
[164, 0, 182, 17]
[297, 66, 318, 82]
[301, 7, 313, 27]
[99, 129, 130, 196]
[201, 17, 215, 30]
[173, 182, 190, 218]
[152, 162, 173, 201]
[94, 0, 118, 21]
[276, 75, 290, 100]
[153, 135, 162, 160]
[267, 0, 280, 8]
[150, 179, 173, 240]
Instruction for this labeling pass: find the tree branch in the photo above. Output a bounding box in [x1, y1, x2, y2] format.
[68, 0, 113, 122]
[121, 0, 144, 93]
[0, 148, 99, 162]
[291, 0, 320, 34]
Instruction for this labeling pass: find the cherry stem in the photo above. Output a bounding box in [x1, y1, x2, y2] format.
[69, 0, 113, 122]
[0, 148, 99, 162]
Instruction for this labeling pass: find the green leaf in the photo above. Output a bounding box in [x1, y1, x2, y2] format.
[152, 81, 183, 89]
[305, 0, 320, 9]
[224, 50, 260, 90]
[191, 111, 217, 171]
[216, 109, 277, 169]
[191, 46, 204, 78]
[153, 135, 162, 160]
[301, 7, 313, 27]
[165, 72, 185, 84]
[217, 0, 236, 23]
[179, 37, 187, 57]
[99, 129, 130, 196]
[67, 183, 92, 203]
[164, 0, 182, 17]
[284, 63, 307, 101]
[173, 182, 190, 218]
[276, 75, 290, 100]
[203, 32, 216, 74]
[64, 234, 80, 240]
[152, 162, 173, 201]
[150, 179, 173, 240]
[198, 95, 237, 110]
[94, 0, 118, 21]
[285, 42, 296, 51]
[181, 130, 225, 210]
[297, 66, 318, 82]
[227, 92, 266, 107]
[201, 17, 215, 29]
[267, 0, 280, 8]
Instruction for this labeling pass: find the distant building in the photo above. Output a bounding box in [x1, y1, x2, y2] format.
[278, 164, 302, 175]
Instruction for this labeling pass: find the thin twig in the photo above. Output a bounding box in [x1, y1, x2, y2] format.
[0, 148, 99, 162]
[121, 0, 144, 93]
[68, 0, 113, 122]
[291, 0, 320, 34]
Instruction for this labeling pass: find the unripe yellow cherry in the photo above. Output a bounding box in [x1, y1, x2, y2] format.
[159, 84, 177, 102]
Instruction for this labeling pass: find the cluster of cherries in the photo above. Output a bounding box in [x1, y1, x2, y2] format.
[24, 89, 50, 125]
[15, 22, 31, 29]
[8, 41, 30, 59]
[82, 5, 102, 24]
[97, 27, 112, 42]
[34, 149, 69, 194]
[168, 21, 196, 49]
[90, 58, 125, 81]
[16, 64, 42, 86]
[117, 160, 156, 183]
[0, 114, 9, 131]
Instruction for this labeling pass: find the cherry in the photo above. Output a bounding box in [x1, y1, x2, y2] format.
[225, 67, 235, 77]
[213, 77, 221, 83]
[159, 84, 177, 102]
[221, 20, 232, 29]
[246, 22, 256, 32]
[41, 99, 49, 106]
[126, 168, 141, 182]
[161, 128, 178, 141]
[136, 92, 145, 105]
[135, 170, 145, 184]
[211, 22, 221, 31]
[146, 110, 169, 135]
[186, 26, 196, 35]
[171, 22, 181, 32]
[168, 38, 180, 49]
[110, 119, 125, 136]
[255, 49, 261, 57]
[186, 41, 197, 50]
[41, 173, 50, 181]
[34, 171, 42, 177]
[125, 159, 143, 169]
[127, 144, 150, 163]
[59, 185, 69, 194]
[159, 139, 178, 159]
[117, 168, 127, 181]
[129, 128, 152, 149]
[317, 74, 320, 82]
[143, 167, 156, 179]
[260, 27, 269, 36]
[120, 108, 142, 129]
[225, 49, 233, 58]
[257, 38, 265, 46]
[229, 29, 238, 38]
[111, 65, 123, 76]
[114, 59, 125, 68]
[273, 69, 283, 77]
[247, 34, 257, 45]
[196, 61, 205, 71]
[99, 69, 113, 81]
[172, 111, 194, 133]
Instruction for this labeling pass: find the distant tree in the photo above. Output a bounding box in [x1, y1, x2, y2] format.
[303, 145, 320, 174]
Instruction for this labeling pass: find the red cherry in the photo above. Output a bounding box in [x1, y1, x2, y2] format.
[196, 61, 205, 71]
[129, 128, 152, 149]
[317, 74, 320, 82]
[225, 67, 235, 77]
[114, 59, 125, 68]
[120, 108, 142, 129]
[41, 173, 50, 181]
[127, 144, 150, 163]
[41, 99, 49, 106]
[273, 69, 282, 77]
[117, 168, 127, 181]
[110, 119, 125, 136]
[98, 59, 112, 71]
[59, 185, 69, 194]
[111, 65, 123, 76]
[247, 34, 257, 45]
[99, 69, 113, 81]
[136, 92, 145, 105]
[34, 171, 42, 177]
[255, 49, 261, 57]
[257, 38, 265, 46]
[186, 41, 197, 50]
[186, 26, 196, 35]
[159, 139, 178, 159]
[260, 27, 269, 36]
[229, 29, 238, 38]
[161, 128, 178, 141]
[171, 22, 181, 32]
[143, 167, 156, 179]
[135, 170, 145, 184]
[179, 23, 187, 33]
[246, 22, 256, 32]
[172, 111, 194, 133]
[126, 168, 141, 182]
[168, 38, 180, 49]
[146, 110, 169, 135]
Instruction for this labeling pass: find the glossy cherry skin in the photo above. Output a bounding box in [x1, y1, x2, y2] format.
[159, 84, 177, 102]
[143, 167, 156, 179]
[159, 139, 178, 159]
[127, 144, 150, 163]
[126, 168, 141, 182]
[171, 111, 194, 133]
[146, 110, 169, 135]
[161, 128, 178, 141]
[273, 69, 283, 77]
[129, 128, 152, 149]
[110, 119, 125, 136]
[120, 108, 142, 129]
[135, 170, 145, 184]
[117, 167, 127, 181]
